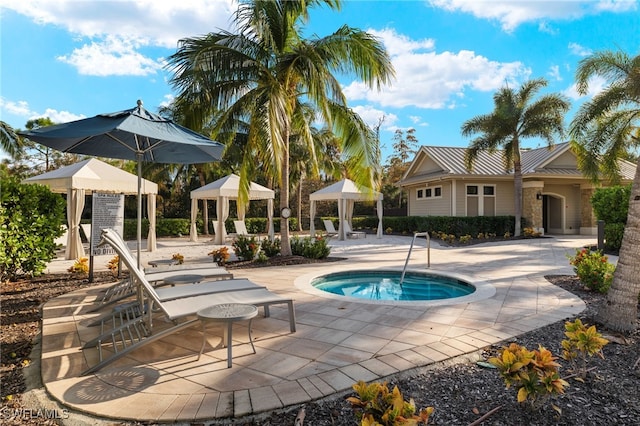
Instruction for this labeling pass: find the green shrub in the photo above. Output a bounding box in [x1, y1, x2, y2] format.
[260, 238, 281, 257]
[0, 178, 66, 281]
[347, 381, 434, 425]
[604, 222, 625, 252]
[567, 248, 615, 293]
[489, 343, 569, 410]
[591, 185, 630, 224]
[291, 235, 331, 259]
[232, 235, 260, 261]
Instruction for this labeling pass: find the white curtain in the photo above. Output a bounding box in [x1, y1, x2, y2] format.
[337, 198, 345, 240]
[147, 193, 157, 251]
[189, 198, 199, 242]
[65, 188, 85, 260]
[267, 199, 274, 240]
[309, 200, 316, 236]
[214, 196, 230, 244]
[345, 199, 355, 226]
[376, 199, 383, 238]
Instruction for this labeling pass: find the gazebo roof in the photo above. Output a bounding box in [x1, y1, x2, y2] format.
[23, 158, 158, 194]
[190, 174, 274, 200]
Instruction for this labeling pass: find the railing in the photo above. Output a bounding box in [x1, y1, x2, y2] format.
[400, 231, 430, 285]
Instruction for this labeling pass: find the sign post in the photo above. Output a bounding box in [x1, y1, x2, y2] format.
[89, 193, 125, 281]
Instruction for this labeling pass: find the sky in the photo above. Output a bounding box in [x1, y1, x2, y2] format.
[1, 0, 639, 163]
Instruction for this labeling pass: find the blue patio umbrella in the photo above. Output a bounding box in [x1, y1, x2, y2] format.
[20, 100, 224, 266]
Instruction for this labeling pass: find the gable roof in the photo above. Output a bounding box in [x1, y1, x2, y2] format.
[23, 158, 158, 194]
[400, 142, 636, 186]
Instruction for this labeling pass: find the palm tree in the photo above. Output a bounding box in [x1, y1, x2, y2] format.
[569, 50, 640, 333]
[1, 121, 22, 158]
[166, 0, 394, 255]
[461, 78, 570, 237]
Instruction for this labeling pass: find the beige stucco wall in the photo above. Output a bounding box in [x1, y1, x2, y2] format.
[407, 182, 452, 216]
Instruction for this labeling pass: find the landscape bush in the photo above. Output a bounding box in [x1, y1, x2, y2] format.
[567, 248, 615, 293]
[291, 235, 331, 259]
[0, 177, 65, 281]
[232, 235, 260, 261]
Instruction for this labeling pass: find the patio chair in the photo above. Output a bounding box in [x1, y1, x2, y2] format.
[322, 219, 339, 237]
[92, 262, 235, 311]
[344, 221, 366, 239]
[233, 220, 258, 238]
[81, 228, 296, 375]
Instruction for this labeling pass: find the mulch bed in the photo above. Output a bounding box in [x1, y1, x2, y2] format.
[1, 258, 639, 425]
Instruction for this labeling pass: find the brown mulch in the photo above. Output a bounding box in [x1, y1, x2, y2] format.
[1, 260, 639, 425]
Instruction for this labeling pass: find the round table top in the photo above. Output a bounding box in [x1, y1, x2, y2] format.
[163, 274, 204, 285]
[197, 303, 258, 321]
[148, 259, 179, 267]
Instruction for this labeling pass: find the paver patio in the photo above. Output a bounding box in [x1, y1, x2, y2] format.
[37, 234, 594, 423]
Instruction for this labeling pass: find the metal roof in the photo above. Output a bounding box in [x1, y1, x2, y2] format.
[400, 142, 636, 186]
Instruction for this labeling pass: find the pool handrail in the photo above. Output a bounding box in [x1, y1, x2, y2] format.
[400, 232, 431, 285]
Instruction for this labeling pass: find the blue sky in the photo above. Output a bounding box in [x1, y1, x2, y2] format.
[1, 0, 639, 163]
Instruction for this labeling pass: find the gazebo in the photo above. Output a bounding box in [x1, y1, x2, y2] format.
[309, 178, 383, 240]
[189, 174, 275, 244]
[23, 158, 158, 259]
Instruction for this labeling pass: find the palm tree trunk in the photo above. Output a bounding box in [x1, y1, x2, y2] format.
[513, 157, 523, 237]
[597, 162, 640, 332]
[281, 126, 292, 256]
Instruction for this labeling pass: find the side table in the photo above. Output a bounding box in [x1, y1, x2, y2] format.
[148, 259, 179, 267]
[197, 303, 258, 368]
[163, 274, 204, 287]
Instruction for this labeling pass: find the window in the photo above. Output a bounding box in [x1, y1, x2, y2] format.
[425, 188, 432, 197]
[434, 187, 442, 197]
[466, 184, 495, 216]
[418, 185, 443, 199]
[417, 189, 424, 199]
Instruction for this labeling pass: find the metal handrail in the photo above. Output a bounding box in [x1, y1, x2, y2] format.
[400, 231, 430, 285]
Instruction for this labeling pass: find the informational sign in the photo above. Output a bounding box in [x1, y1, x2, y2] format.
[90, 193, 125, 256]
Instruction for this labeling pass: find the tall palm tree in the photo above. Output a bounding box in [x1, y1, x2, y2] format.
[166, 0, 394, 255]
[461, 78, 570, 237]
[1, 121, 22, 158]
[570, 50, 640, 333]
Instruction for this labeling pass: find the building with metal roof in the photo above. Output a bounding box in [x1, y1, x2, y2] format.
[397, 142, 636, 235]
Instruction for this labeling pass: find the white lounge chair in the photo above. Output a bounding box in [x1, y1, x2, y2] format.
[322, 219, 339, 237]
[233, 220, 258, 238]
[81, 228, 296, 375]
[344, 221, 366, 239]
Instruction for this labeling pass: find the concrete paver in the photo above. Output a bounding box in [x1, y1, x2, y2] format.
[34, 233, 599, 423]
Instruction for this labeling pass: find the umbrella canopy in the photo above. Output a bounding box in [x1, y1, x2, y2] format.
[23, 159, 158, 260]
[310, 178, 383, 240]
[190, 174, 275, 244]
[20, 100, 224, 265]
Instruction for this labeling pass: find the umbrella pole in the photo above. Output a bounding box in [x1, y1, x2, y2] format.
[137, 154, 142, 269]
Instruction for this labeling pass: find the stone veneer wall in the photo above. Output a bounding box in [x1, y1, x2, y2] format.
[523, 186, 542, 230]
[580, 186, 597, 228]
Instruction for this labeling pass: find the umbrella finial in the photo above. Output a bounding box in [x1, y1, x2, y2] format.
[137, 99, 143, 107]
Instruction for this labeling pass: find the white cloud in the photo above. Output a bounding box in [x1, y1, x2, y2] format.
[2, 0, 237, 48]
[57, 35, 164, 76]
[37, 108, 85, 123]
[346, 29, 530, 110]
[568, 42, 593, 57]
[0, 97, 84, 124]
[351, 105, 398, 129]
[0, 98, 33, 116]
[548, 65, 562, 81]
[428, 0, 634, 32]
[563, 76, 608, 100]
[594, 0, 638, 12]
[2, 0, 237, 77]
